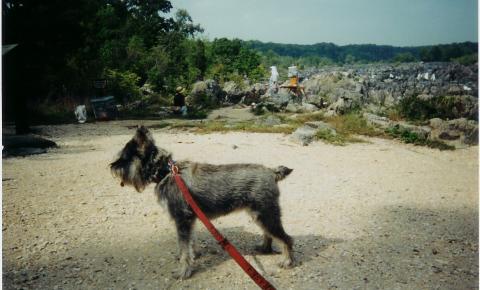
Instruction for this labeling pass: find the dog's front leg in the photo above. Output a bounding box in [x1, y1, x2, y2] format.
[173, 219, 194, 279]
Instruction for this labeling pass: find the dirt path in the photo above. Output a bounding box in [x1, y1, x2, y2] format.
[3, 120, 478, 289]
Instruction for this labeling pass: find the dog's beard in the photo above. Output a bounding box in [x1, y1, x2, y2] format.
[111, 157, 147, 192]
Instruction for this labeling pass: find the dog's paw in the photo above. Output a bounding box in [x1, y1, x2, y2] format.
[254, 245, 277, 254]
[278, 258, 294, 269]
[173, 266, 193, 280]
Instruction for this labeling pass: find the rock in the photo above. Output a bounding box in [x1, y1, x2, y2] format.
[324, 109, 337, 117]
[285, 103, 302, 113]
[363, 113, 392, 129]
[326, 96, 359, 115]
[241, 83, 268, 105]
[223, 81, 247, 104]
[290, 126, 317, 146]
[429, 118, 478, 148]
[220, 81, 268, 105]
[394, 122, 431, 140]
[300, 62, 477, 115]
[301, 103, 319, 112]
[290, 121, 336, 146]
[190, 79, 224, 107]
[256, 115, 282, 126]
[304, 94, 328, 108]
[268, 89, 295, 108]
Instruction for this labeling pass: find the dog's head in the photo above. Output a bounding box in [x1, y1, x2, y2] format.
[110, 126, 170, 192]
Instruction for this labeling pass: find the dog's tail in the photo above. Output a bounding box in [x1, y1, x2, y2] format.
[274, 166, 293, 182]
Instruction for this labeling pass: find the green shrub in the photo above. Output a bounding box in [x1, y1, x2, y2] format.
[105, 69, 141, 103]
[314, 129, 346, 145]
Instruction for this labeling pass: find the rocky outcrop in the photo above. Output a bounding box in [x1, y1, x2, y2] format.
[222, 81, 247, 104]
[222, 81, 268, 105]
[301, 62, 478, 117]
[242, 83, 268, 105]
[190, 79, 224, 107]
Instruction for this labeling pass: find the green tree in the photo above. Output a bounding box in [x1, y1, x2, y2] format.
[393, 52, 417, 63]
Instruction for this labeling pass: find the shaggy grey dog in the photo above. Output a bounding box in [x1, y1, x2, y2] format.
[110, 126, 294, 279]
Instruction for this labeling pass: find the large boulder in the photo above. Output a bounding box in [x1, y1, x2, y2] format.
[223, 81, 248, 104]
[267, 88, 296, 109]
[241, 83, 268, 105]
[221, 81, 268, 105]
[190, 79, 224, 107]
[302, 73, 362, 104]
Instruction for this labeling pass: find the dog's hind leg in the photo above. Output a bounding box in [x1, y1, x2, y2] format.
[256, 206, 294, 268]
[248, 210, 275, 254]
[257, 234, 274, 254]
[173, 218, 195, 279]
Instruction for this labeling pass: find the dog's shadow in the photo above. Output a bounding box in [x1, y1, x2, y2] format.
[184, 226, 342, 276]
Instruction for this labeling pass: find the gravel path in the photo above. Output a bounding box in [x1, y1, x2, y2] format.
[3, 120, 478, 289]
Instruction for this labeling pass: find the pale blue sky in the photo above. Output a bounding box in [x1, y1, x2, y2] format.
[171, 0, 478, 46]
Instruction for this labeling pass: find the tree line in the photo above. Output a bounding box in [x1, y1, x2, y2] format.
[2, 0, 265, 129]
[248, 40, 478, 67]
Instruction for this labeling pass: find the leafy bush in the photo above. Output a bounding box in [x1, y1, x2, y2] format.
[105, 69, 141, 102]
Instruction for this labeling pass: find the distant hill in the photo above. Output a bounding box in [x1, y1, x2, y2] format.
[244, 40, 478, 64]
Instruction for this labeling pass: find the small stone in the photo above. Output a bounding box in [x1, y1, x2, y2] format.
[432, 265, 442, 273]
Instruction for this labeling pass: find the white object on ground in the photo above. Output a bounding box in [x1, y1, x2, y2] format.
[74, 105, 87, 123]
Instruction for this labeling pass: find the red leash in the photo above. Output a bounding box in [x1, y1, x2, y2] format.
[169, 161, 276, 290]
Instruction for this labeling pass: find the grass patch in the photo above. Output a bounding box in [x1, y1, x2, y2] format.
[194, 121, 295, 134]
[147, 122, 170, 130]
[285, 112, 325, 126]
[385, 125, 455, 150]
[168, 112, 375, 145]
[314, 129, 347, 145]
[326, 113, 381, 137]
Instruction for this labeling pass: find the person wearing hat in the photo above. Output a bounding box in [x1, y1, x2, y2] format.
[173, 86, 187, 116]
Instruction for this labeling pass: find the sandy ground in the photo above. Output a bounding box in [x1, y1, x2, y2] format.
[3, 119, 479, 290]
